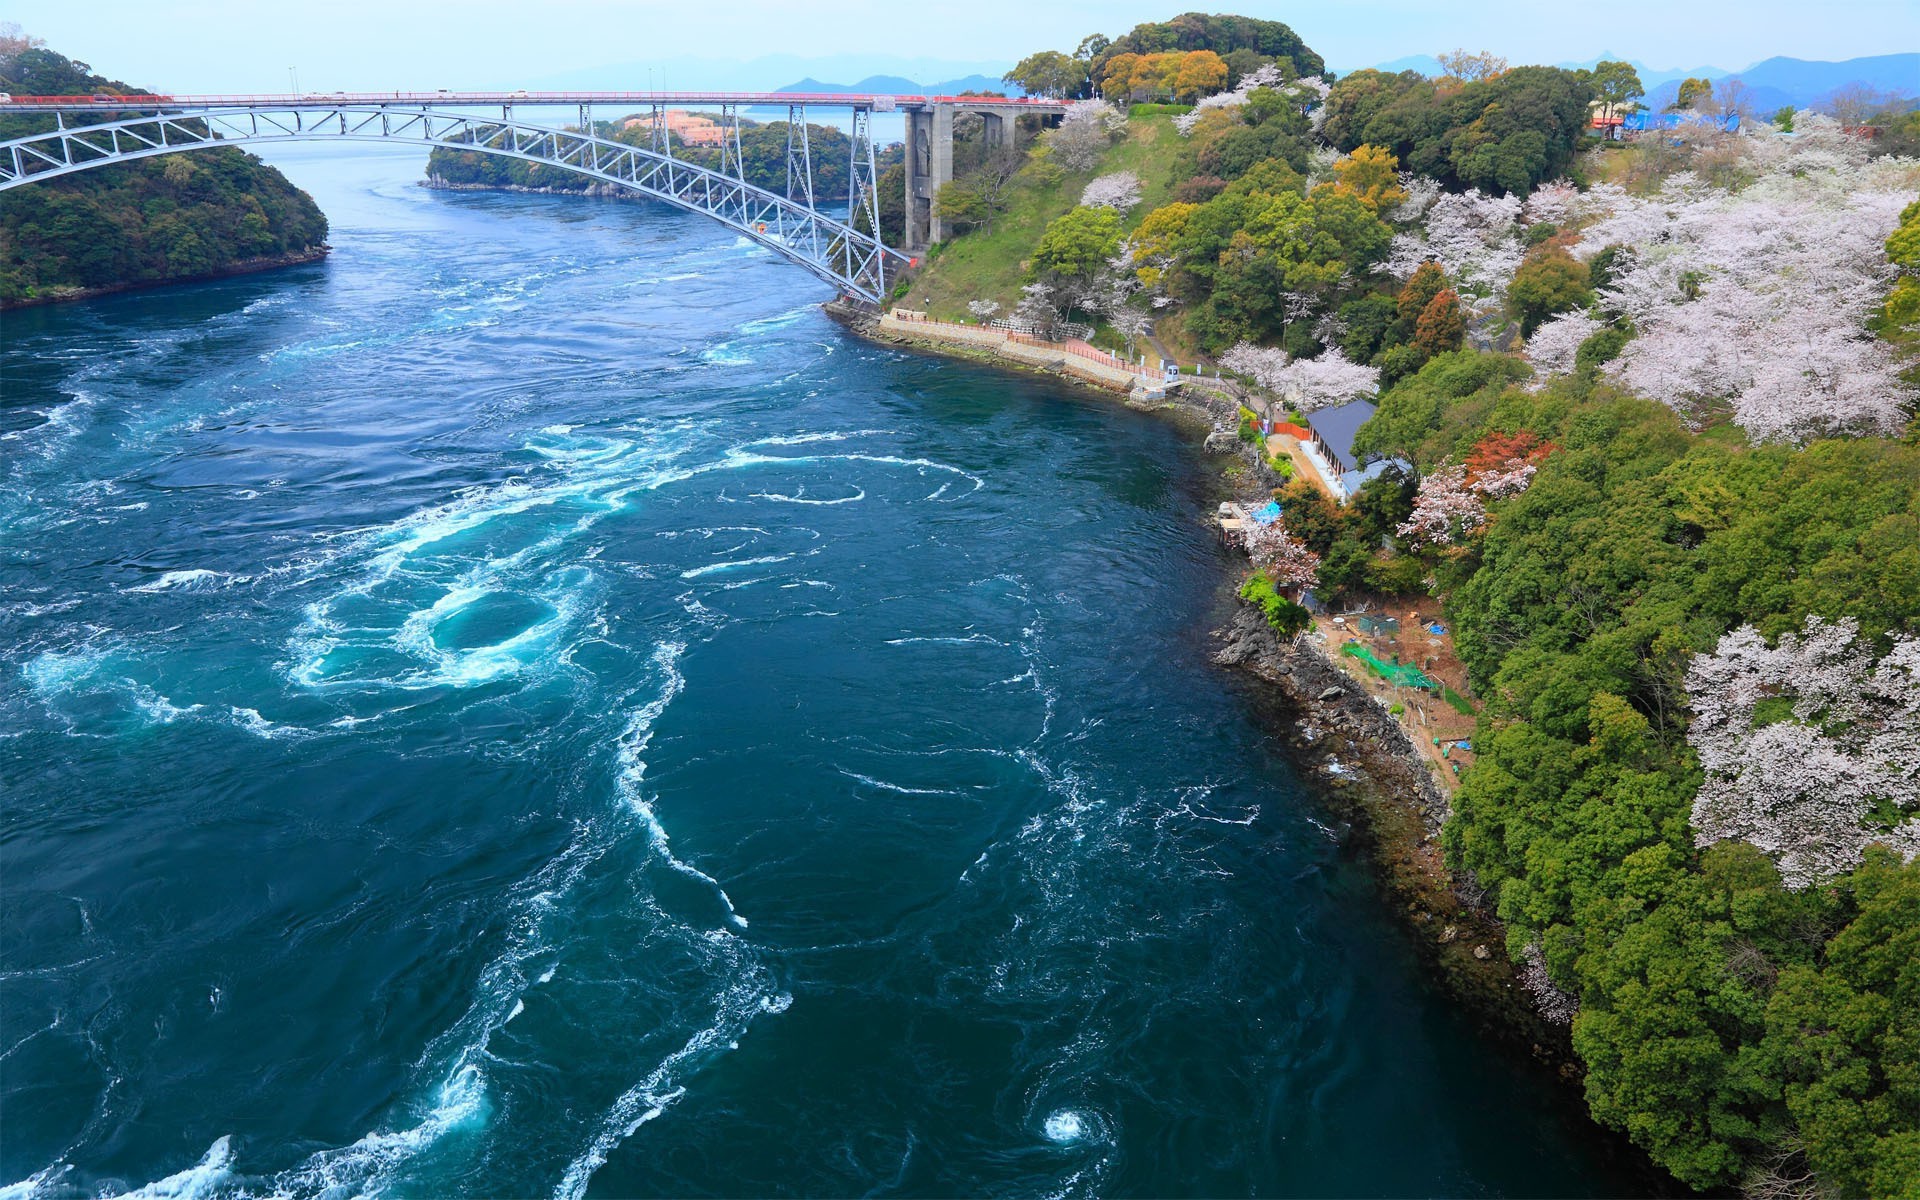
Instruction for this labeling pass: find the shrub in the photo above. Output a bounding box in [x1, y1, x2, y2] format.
[1238, 571, 1313, 636]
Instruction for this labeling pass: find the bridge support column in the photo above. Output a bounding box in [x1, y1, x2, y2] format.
[980, 111, 1008, 149]
[903, 104, 954, 252]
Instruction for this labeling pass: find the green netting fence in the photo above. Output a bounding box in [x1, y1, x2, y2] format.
[1341, 640, 1436, 689]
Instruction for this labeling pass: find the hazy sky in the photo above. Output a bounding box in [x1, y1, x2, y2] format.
[11, 0, 1919, 92]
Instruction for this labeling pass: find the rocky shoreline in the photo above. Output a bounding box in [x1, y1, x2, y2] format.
[423, 175, 633, 199]
[0, 246, 331, 311]
[831, 296, 1577, 1061]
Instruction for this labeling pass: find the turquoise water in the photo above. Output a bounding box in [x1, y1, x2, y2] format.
[2, 147, 1645, 1198]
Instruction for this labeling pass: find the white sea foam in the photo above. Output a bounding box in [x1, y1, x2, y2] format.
[679, 554, 792, 580]
[736, 305, 817, 336]
[745, 429, 890, 448]
[552, 979, 791, 1200]
[613, 643, 748, 931]
[747, 486, 865, 505]
[1043, 1110, 1085, 1143]
[126, 569, 237, 594]
[109, 1135, 233, 1200]
[839, 770, 961, 798]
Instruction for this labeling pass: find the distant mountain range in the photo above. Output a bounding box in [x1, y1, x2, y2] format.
[1641, 54, 1919, 113]
[1347, 52, 1915, 115]
[776, 74, 1018, 97]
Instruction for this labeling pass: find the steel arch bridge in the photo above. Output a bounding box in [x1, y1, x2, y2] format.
[0, 98, 908, 302]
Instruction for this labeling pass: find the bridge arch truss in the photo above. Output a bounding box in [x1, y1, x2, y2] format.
[0, 102, 903, 303]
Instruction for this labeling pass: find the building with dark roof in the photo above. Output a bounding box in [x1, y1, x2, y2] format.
[1304, 399, 1408, 502]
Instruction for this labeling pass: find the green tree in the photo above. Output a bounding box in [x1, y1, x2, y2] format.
[1509, 245, 1593, 336]
[1589, 60, 1645, 137]
[1004, 50, 1088, 99]
[1031, 204, 1123, 283]
[1761, 851, 1920, 1200]
[1672, 77, 1714, 112]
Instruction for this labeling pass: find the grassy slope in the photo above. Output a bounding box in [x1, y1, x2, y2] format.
[904, 114, 1182, 324]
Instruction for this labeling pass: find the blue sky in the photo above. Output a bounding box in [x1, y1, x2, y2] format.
[10, 0, 1918, 92]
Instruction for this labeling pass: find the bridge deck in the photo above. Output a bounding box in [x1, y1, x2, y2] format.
[0, 91, 1069, 113]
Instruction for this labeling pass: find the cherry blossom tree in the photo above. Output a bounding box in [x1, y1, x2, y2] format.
[1554, 127, 1916, 441]
[1522, 942, 1578, 1026]
[1218, 343, 1380, 411]
[1522, 310, 1601, 385]
[1397, 464, 1486, 547]
[1218, 341, 1291, 392]
[1387, 189, 1524, 320]
[1049, 100, 1128, 171]
[1285, 349, 1380, 411]
[1523, 179, 1580, 228]
[1174, 64, 1289, 134]
[1686, 616, 1920, 889]
[1242, 518, 1321, 590]
[967, 299, 1001, 319]
[1080, 170, 1143, 212]
[1014, 280, 1062, 336]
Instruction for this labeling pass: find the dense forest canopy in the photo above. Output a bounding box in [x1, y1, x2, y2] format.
[0, 37, 329, 306]
[902, 17, 1920, 1199]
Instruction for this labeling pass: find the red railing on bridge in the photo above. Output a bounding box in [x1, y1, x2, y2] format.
[0, 91, 1069, 112]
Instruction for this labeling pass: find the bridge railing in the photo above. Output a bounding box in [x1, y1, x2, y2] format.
[0, 92, 1072, 112]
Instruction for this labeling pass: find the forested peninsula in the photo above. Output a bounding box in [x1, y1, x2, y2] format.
[874, 14, 1920, 1199]
[0, 35, 329, 308]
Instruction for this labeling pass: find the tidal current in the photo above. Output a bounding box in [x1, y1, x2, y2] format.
[2, 146, 1643, 1198]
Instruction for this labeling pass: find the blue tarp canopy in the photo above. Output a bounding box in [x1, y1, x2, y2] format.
[1250, 500, 1283, 525]
[1624, 111, 1740, 133]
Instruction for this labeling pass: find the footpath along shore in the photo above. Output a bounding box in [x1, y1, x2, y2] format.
[829, 296, 1580, 1064]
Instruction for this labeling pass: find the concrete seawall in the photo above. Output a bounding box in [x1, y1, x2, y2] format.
[874, 312, 1161, 396]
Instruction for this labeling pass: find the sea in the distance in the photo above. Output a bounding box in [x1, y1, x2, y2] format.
[1, 144, 1647, 1199]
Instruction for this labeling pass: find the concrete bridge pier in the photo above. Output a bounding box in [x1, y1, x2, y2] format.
[903, 104, 952, 251]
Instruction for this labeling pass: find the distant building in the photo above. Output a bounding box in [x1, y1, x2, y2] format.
[622, 109, 729, 147]
[1303, 399, 1407, 502]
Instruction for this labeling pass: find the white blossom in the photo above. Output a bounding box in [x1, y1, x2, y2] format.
[1172, 67, 1327, 135]
[1243, 519, 1321, 590]
[1174, 64, 1289, 134]
[1218, 341, 1292, 392]
[1686, 617, 1920, 888]
[1387, 173, 1441, 224]
[1522, 311, 1602, 386]
[1388, 189, 1524, 317]
[1396, 464, 1485, 547]
[1218, 343, 1380, 412]
[1049, 100, 1127, 171]
[967, 299, 1001, 318]
[1468, 459, 1537, 499]
[1557, 132, 1917, 441]
[1523, 179, 1580, 228]
[1522, 942, 1578, 1026]
[1080, 170, 1142, 211]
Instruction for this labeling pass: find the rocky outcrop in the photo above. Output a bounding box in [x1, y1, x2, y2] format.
[423, 175, 631, 199]
[1212, 605, 1449, 836]
[1212, 603, 1578, 1065]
